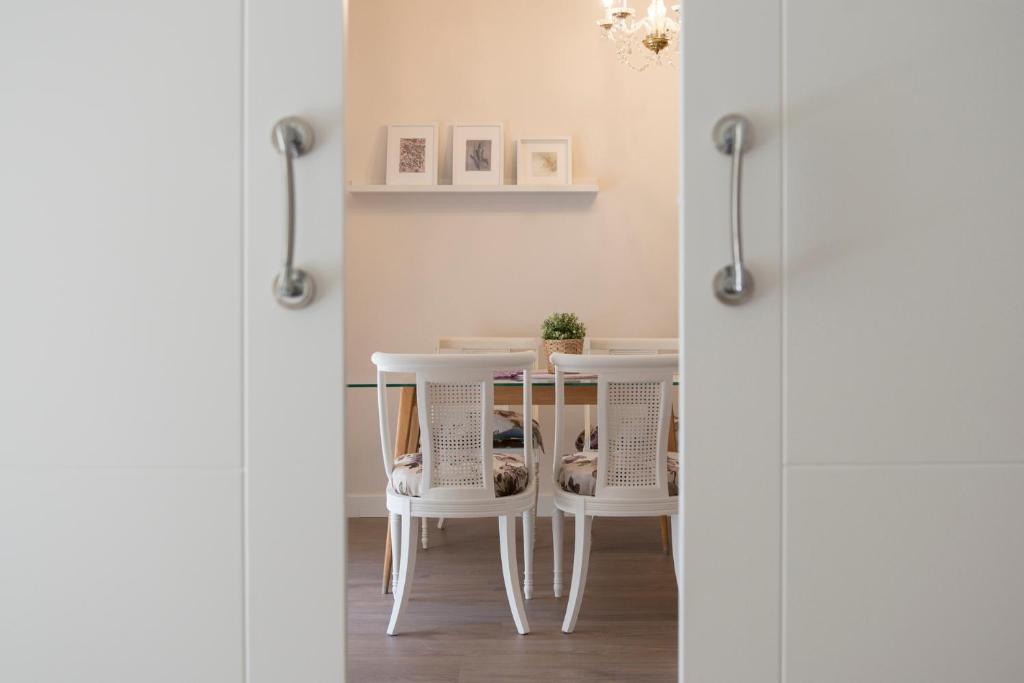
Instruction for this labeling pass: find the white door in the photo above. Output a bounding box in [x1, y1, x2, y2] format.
[0, 2, 343, 681]
[684, 1, 1024, 681]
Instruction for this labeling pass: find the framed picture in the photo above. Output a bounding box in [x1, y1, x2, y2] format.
[515, 137, 572, 186]
[451, 124, 503, 185]
[386, 124, 437, 185]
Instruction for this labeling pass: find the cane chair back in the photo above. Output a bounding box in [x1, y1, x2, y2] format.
[438, 337, 541, 421]
[552, 353, 677, 501]
[580, 338, 678, 451]
[372, 351, 535, 502]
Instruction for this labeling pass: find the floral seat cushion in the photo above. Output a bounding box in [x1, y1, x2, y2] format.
[492, 409, 544, 452]
[558, 451, 680, 496]
[391, 452, 531, 498]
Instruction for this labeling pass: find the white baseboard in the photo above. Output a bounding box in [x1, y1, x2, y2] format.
[346, 493, 557, 518]
[345, 494, 387, 517]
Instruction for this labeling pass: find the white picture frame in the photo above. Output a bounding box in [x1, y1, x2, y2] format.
[451, 124, 503, 186]
[386, 124, 437, 185]
[515, 137, 572, 186]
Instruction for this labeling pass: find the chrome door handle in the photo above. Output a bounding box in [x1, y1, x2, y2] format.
[712, 114, 754, 305]
[271, 116, 316, 309]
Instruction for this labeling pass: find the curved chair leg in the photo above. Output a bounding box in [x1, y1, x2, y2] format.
[670, 513, 682, 592]
[436, 517, 447, 530]
[562, 513, 593, 633]
[522, 507, 536, 599]
[386, 514, 418, 635]
[498, 515, 530, 634]
[552, 507, 564, 598]
[421, 517, 429, 549]
[389, 511, 401, 594]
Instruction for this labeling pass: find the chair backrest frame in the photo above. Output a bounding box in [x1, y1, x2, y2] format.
[584, 337, 679, 356]
[438, 337, 541, 415]
[581, 338, 679, 450]
[437, 337, 541, 363]
[371, 351, 535, 502]
[552, 352, 676, 501]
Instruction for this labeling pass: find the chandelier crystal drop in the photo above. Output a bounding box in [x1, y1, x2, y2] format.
[596, 0, 680, 72]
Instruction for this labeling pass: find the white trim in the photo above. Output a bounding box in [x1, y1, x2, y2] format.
[677, 2, 686, 677]
[244, 0, 344, 679]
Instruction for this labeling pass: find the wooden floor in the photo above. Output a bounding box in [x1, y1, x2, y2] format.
[347, 516, 678, 682]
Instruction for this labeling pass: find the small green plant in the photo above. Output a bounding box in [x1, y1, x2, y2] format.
[541, 312, 587, 340]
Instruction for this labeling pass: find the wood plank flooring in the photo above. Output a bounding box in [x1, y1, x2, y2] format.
[347, 516, 678, 682]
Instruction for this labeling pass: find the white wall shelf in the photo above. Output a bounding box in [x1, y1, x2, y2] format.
[347, 182, 599, 194]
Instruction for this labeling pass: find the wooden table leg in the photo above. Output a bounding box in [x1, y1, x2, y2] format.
[382, 386, 418, 594]
[661, 405, 679, 554]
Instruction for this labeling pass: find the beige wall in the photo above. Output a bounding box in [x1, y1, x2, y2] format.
[345, 0, 679, 509]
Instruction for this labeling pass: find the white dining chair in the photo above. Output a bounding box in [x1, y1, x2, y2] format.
[549, 352, 681, 634]
[430, 337, 543, 598]
[582, 338, 679, 555]
[372, 351, 537, 635]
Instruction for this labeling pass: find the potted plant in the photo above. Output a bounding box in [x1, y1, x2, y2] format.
[541, 312, 587, 372]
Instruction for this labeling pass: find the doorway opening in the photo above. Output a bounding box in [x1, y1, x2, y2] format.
[343, 2, 681, 679]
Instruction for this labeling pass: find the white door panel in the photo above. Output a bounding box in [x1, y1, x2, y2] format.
[0, 470, 243, 682]
[786, 466, 1024, 683]
[785, 0, 1024, 466]
[1, 1, 343, 680]
[686, 0, 1024, 680]
[683, 0, 783, 680]
[244, 0, 344, 679]
[1, 1, 242, 469]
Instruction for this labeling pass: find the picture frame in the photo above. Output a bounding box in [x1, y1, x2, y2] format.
[386, 124, 437, 185]
[515, 137, 572, 186]
[451, 124, 503, 186]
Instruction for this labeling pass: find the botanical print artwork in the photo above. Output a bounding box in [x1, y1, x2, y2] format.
[465, 139, 492, 172]
[531, 150, 558, 176]
[398, 137, 427, 173]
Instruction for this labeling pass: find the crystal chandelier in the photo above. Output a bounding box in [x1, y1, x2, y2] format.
[596, 0, 681, 72]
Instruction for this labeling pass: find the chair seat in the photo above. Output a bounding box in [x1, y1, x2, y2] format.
[558, 451, 680, 496]
[392, 452, 531, 498]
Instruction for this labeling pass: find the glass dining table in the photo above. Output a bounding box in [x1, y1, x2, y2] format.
[346, 375, 680, 404]
[347, 374, 681, 594]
